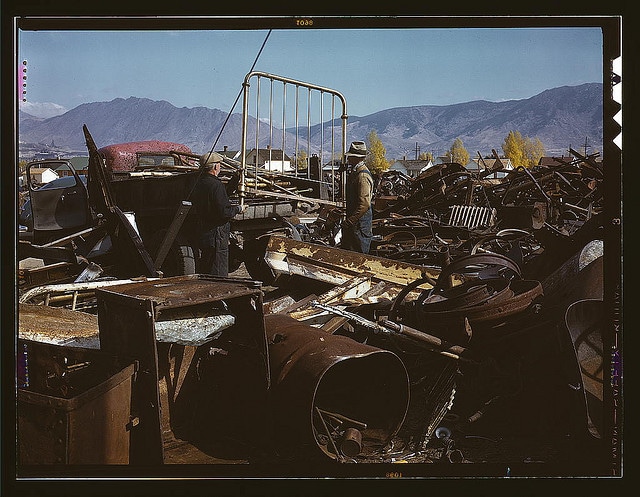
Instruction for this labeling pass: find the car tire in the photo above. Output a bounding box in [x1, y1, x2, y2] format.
[147, 231, 196, 277]
[168, 242, 197, 276]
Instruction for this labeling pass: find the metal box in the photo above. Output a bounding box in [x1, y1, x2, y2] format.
[17, 339, 136, 465]
[95, 274, 270, 461]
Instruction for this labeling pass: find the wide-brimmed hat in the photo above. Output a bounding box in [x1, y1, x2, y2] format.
[346, 141, 367, 158]
[200, 151, 225, 168]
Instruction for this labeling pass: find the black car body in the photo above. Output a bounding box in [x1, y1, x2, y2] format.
[19, 161, 90, 245]
[19, 173, 88, 234]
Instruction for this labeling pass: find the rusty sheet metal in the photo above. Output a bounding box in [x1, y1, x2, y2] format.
[96, 289, 164, 465]
[96, 274, 271, 455]
[263, 236, 440, 290]
[18, 260, 81, 290]
[18, 303, 100, 349]
[541, 240, 603, 306]
[264, 313, 409, 461]
[101, 274, 263, 311]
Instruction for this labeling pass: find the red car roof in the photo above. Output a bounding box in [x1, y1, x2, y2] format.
[98, 140, 193, 172]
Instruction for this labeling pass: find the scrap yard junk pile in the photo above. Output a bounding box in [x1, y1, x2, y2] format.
[248, 147, 605, 464]
[17, 148, 606, 468]
[366, 148, 603, 277]
[16, 72, 607, 470]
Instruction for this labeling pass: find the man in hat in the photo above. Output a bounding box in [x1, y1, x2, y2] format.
[341, 141, 374, 254]
[190, 151, 246, 277]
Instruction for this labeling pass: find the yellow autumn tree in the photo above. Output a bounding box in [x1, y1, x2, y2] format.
[419, 151, 434, 162]
[524, 137, 546, 168]
[366, 130, 390, 175]
[446, 137, 470, 166]
[503, 131, 546, 168]
[295, 149, 308, 170]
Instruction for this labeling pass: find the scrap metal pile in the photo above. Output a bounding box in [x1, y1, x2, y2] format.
[247, 148, 605, 464]
[17, 148, 606, 469]
[16, 69, 609, 472]
[367, 148, 603, 280]
[291, 148, 603, 283]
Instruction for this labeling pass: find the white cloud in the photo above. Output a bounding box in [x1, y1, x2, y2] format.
[19, 101, 68, 119]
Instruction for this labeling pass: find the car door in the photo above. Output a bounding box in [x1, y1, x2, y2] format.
[27, 161, 92, 244]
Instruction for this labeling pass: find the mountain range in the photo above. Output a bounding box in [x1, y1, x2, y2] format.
[18, 82, 603, 160]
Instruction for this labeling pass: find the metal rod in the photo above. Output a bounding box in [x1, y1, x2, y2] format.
[317, 408, 367, 430]
[320, 90, 324, 168]
[379, 318, 468, 357]
[269, 78, 273, 166]
[315, 406, 342, 461]
[282, 82, 286, 167]
[331, 96, 336, 202]
[307, 87, 311, 179]
[295, 84, 299, 176]
[40, 226, 103, 248]
[309, 301, 472, 361]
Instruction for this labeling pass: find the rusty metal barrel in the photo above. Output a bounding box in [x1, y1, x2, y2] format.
[264, 313, 410, 460]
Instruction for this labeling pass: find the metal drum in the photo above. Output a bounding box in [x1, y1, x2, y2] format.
[264, 313, 410, 461]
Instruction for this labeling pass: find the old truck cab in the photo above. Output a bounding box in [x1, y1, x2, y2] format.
[20, 138, 203, 277]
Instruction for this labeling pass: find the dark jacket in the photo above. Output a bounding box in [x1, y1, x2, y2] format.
[190, 172, 241, 276]
[191, 173, 240, 233]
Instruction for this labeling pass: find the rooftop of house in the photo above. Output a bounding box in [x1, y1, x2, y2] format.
[247, 147, 292, 163]
[28, 167, 57, 174]
[538, 155, 578, 167]
[469, 157, 514, 170]
[393, 159, 433, 172]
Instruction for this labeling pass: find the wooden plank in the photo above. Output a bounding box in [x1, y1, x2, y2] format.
[154, 201, 192, 268]
[320, 316, 349, 333]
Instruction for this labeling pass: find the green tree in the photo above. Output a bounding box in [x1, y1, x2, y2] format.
[366, 130, 390, 175]
[446, 138, 470, 166]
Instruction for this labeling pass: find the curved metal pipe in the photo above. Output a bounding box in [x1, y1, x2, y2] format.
[565, 298, 604, 439]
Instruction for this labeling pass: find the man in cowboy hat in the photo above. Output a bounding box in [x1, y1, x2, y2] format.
[341, 141, 374, 254]
[190, 151, 246, 277]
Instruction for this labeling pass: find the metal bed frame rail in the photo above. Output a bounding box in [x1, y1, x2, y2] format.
[239, 71, 349, 207]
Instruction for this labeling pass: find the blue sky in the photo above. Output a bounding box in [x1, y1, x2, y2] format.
[17, 24, 603, 118]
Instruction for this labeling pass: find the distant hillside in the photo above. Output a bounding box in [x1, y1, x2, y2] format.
[19, 97, 251, 155]
[341, 83, 602, 158]
[19, 83, 603, 160]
